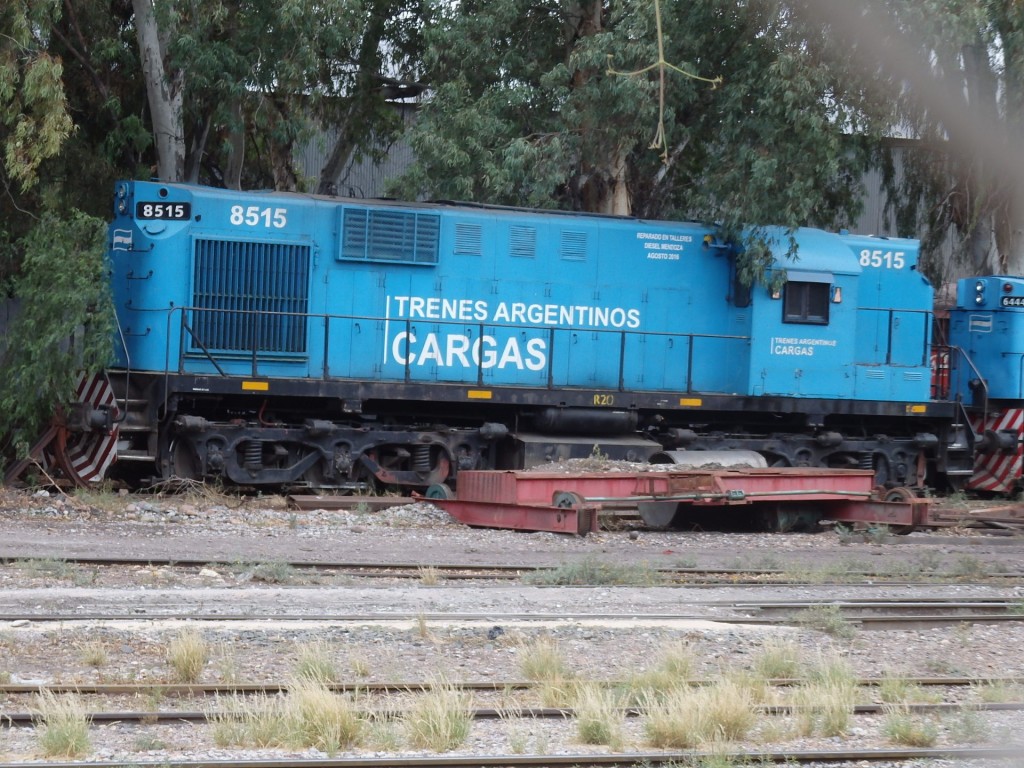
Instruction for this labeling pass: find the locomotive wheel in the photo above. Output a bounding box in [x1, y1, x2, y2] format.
[169, 438, 201, 481]
[883, 487, 917, 535]
[52, 373, 120, 488]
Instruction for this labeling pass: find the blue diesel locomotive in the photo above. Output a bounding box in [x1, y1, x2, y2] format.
[44, 180, 985, 492]
[948, 276, 1024, 494]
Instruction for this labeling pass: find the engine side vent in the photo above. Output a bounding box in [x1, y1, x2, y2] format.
[341, 208, 439, 264]
[510, 226, 537, 258]
[561, 230, 587, 261]
[192, 239, 310, 354]
[454, 223, 483, 255]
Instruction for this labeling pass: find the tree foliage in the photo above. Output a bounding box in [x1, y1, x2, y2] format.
[864, 0, 1024, 281]
[0, 0, 75, 193]
[1, 0, 135, 461]
[129, 0, 424, 189]
[391, 0, 891, 282]
[1, 0, 425, 457]
[4, 0, 1024, 460]
[0, 211, 112, 454]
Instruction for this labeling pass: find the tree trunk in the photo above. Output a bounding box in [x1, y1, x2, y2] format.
[565, 3, 632, 215]
[997, 188, 1024, 275]
[315, 8, 388, 195]
[607, 146, 630, 216]
[316, 112, 358, 195]
[132, 0, 184, 182]
[224, 101, 246, 191]
[185, 116, 211, 184]
[967, 212, 1000, 275]
[266, 97, 298, 192]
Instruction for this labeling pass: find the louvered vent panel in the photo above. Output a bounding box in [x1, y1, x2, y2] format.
[455, 223, 483, 255]
[192, 239, 310, 354]
[341, 209, 369, 259]
[561, 230, 587, 260]
[510, 226, 536, 258]
[415, 216, 440, 262]
[341, 208, 439, 263]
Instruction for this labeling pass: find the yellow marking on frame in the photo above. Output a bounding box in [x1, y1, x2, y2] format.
[905, 404, 926, 414]
[242, 381, 270, 392]
[679, 397, 703, 407]
[467, 390, 493, 400]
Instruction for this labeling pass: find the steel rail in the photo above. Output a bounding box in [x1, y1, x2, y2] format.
[4, 555, 1024, 583]
[1, 606, 1023, 628]
[0, 556, 534, 575]
[0, 745, 1019, 767]
[6, 700, 1024, 727]
[1, 673, 1021, 698]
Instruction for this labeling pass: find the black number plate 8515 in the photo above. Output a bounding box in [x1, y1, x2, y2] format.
[136, 201, 191, 220]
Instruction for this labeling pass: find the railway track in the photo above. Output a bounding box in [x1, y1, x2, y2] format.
[3, 674, 1021, 697]
[3, 500, 1023, 766]
[0, 747, 1019, 767]
[3, 600, 1023, 630]
[5, 697, 1024, 725]
[6, 696, 1024, 729]
[4, 554, 1024, 586]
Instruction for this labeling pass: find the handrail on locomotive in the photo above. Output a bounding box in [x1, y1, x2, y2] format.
[165, 304, 945, 387]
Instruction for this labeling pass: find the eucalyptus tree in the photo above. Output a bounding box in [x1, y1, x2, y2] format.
[0, 0, 74, 196]
[866, 0, 1024, 279]
[391, 0, 890, 284]
[132, 0, 424, 189]
[0, 1, 116, 455]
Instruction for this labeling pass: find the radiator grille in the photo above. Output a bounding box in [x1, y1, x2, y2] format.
[191, 239, 310, 354]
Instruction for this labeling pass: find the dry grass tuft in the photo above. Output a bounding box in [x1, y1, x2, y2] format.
[626, 641, 695, 703]
[519, 636, 579, 707]
[573, 682, 625, 748]
[882, 704, 939, 747]
[293, 640, 339, 684]
[643, 679, 755, 748]
[208, 679, 362, 754]
[285, 677, 362, 753]
[752, 637, 802, 680]
[208, 692, 289, 748]
[791, 654, 858, 738]
[32, 690, 92, 758]
[350, 652, 372, 678]
[404, 677, 473, 751]
[418, 566, 440, 586]
[166, 628, 209, 683]
[974, 679, 1024, 703]
[878, 673, 942, 705]
[79, 640, 108, 669]
[520, 636, 572, 682]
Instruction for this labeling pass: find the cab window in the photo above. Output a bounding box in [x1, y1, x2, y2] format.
[783, 281, 829, 324]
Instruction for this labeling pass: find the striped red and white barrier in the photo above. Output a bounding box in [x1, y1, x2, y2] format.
[968, 408, 1024, 494]
[59, 373, 120, 484]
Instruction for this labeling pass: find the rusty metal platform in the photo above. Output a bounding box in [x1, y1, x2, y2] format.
[427, 468, 934, 535]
